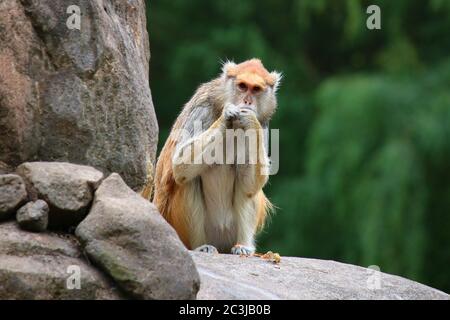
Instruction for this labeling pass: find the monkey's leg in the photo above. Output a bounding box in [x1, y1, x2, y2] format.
[230, 175, 267, 256]
[194, 244, 219, 254]
[230, 196, 257, 256]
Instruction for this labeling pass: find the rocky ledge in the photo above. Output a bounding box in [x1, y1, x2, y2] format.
[0, 161, 448, 300]
[192, 252, 449, 300]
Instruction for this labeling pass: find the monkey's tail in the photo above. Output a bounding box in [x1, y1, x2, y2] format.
[256, 191, 275, 232]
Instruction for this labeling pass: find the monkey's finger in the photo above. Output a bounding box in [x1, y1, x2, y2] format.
[225, 111, 240, 122]
[231, 244, 255, 256]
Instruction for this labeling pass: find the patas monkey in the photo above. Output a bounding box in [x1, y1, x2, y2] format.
[150, 59, 281, 255]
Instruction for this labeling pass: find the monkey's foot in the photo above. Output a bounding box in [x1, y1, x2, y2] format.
[231, 244, 255, 256]
[194, 244, 219, 254]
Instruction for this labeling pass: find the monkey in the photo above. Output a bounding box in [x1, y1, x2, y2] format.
[150, 58, 281, 255]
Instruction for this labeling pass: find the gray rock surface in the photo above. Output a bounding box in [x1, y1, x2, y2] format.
[0, 0, 158, 190]
[17, 162, 103, 229]
[16, 200, 49, 232]
[192, 252, 450, 300]
[0, 222, 122, 299]
[0, 162, 13, 174]
[76, 173, 200, 300]
[0, 174, 27, 221]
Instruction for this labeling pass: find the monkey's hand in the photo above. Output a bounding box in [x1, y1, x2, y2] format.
[234, 105, 260, 130]
[223, 103, 240, 123]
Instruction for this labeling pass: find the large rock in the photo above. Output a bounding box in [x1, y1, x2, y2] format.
[75, 173, 200, 299]
[17, 162, 103, 229]
[0, 222, 122, 299]
[192, 252, 450, 300]
[0, 0, 158, 190]
[0, 174, 28, 221]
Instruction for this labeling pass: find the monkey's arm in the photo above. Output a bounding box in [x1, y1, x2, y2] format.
[236, 111, 270, 197]
[172, 115, 226, 184]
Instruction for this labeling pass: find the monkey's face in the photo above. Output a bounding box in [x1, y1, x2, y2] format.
[222, 59, 282, 123]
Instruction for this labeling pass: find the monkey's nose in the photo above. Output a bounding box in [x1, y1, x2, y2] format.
[243, 95, 253, 105]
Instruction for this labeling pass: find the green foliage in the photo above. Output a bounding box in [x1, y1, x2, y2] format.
[147, 0, 450, 292]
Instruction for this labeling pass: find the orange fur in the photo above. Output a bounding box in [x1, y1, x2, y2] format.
[227, 58, 276, 86]
[256, 191, 272, 231]
[153, 138, 191, 248]
[236, 72, 267, 91]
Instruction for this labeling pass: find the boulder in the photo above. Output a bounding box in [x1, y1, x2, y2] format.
[192, 252, 449, 300]
[16, 200, 49, 232]
[0, 0, 158, 190]
[17, 162, 103, 229]
[76, 173, 200, 299]
[0, 174, 28, 221]
[0, 222, 122, 299]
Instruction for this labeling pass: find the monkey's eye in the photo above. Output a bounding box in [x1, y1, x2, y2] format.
[253, 86, 262, 93]
[238, 82, 247, 91]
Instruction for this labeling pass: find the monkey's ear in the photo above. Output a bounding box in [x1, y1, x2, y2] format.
[269, 71, 283, 92]
[221, 60, 237, 78]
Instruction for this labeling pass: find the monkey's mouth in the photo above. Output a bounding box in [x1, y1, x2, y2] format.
[240, 105, 256, 112]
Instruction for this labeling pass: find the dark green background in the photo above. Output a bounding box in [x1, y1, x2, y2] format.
[146, 0, 450, 293]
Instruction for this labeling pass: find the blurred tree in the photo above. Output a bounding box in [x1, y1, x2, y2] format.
[147, 0, 450, 292]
